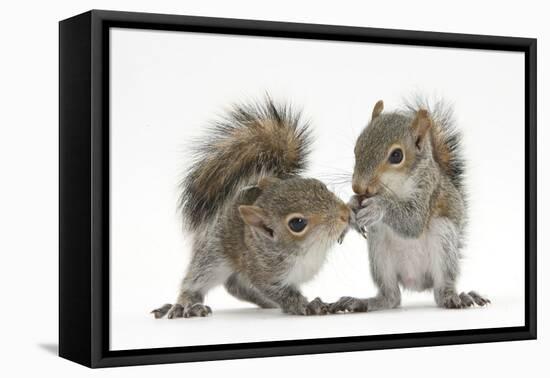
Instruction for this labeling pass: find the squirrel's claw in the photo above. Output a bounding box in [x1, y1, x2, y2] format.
[337, 229, 348, 244]
[151, 303, 173, 319]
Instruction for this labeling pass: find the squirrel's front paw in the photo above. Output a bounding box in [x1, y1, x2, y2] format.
[282, 302, 308, 316]
[347, 195, 363, 211]
[305, 297, 330, 315]
[283, 297, 329, 316]
[151, 303, 212, 319]
[329, 296, 368, 313]
[354, 197, 385, 232]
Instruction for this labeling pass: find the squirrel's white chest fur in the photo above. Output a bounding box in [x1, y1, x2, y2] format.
[369, 218, 450, 291]
[283, 245, 330, 286]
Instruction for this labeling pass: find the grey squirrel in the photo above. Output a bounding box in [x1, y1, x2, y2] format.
[152, 96, 350, 318]
[331, 99, 490, 312]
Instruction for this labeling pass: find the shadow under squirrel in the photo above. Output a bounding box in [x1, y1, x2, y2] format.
[152, 97, 350, 318]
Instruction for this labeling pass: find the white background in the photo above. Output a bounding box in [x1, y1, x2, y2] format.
[0, 0, 547, 377]
[110, 28, 525, 350]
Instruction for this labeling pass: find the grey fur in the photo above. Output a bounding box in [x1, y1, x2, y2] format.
[331, 99, 489, 313]
[179, 95, 312, 230]
[224, 273, 278, 309]
[403, 96, 465, 191]
[153, 97, 350, 318]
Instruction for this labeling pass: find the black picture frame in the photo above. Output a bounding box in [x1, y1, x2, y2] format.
[59, 9, 537, 368]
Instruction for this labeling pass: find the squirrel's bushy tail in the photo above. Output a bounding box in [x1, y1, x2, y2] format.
[403, 97, 465, 191]
[180, 95, 312, 230]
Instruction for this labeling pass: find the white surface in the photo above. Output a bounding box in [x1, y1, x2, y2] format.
[110, 25, 525, 350]
[0, 0, 547, 377]
[114, 293, 522, 349]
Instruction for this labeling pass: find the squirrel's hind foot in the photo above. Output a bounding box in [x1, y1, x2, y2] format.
[151, 303, 212, 319]
[151, 303, 172, 318]
[466, 291, 491, 306]
[442, 291, 490, 309]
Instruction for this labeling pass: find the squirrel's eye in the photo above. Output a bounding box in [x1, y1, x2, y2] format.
[288, 217, 308, 233]
[388, 148, 403, 164]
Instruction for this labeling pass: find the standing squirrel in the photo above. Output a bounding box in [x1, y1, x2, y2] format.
[331, 99, 490, 313]
[152, 97, 351, 318]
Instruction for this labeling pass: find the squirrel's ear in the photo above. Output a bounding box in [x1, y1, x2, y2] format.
[238, 205, 274, 238]
[411, 109, 432, 148]
[257, 176, 281, 190]
[371, 100, 384, 120]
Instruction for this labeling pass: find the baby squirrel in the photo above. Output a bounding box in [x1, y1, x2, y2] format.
[152, 97, 350, 318]
[331, 99, 490, 313]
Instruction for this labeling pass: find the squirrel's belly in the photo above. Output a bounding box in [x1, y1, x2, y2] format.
[394, 243, 431, 291]
[373, 223, 441, 291]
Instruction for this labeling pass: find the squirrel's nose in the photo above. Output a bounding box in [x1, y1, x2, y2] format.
[353, 181, 377, 198]
[352, 181, 366, 195]
[339, 206, 351, 224]
[365, 187, 377, 197]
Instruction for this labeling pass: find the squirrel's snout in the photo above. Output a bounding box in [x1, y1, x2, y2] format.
[340, 213, 350, 224]
[352, 179, 378, 198]
[339, 206, 351, 224]
[352, 181, 365, 196]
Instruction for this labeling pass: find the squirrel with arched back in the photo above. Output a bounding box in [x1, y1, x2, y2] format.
[152, 96, 351, 318]
[331, 98, 490, 313]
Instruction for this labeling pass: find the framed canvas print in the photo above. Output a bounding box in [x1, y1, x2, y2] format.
[59, 10, 537, 368]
